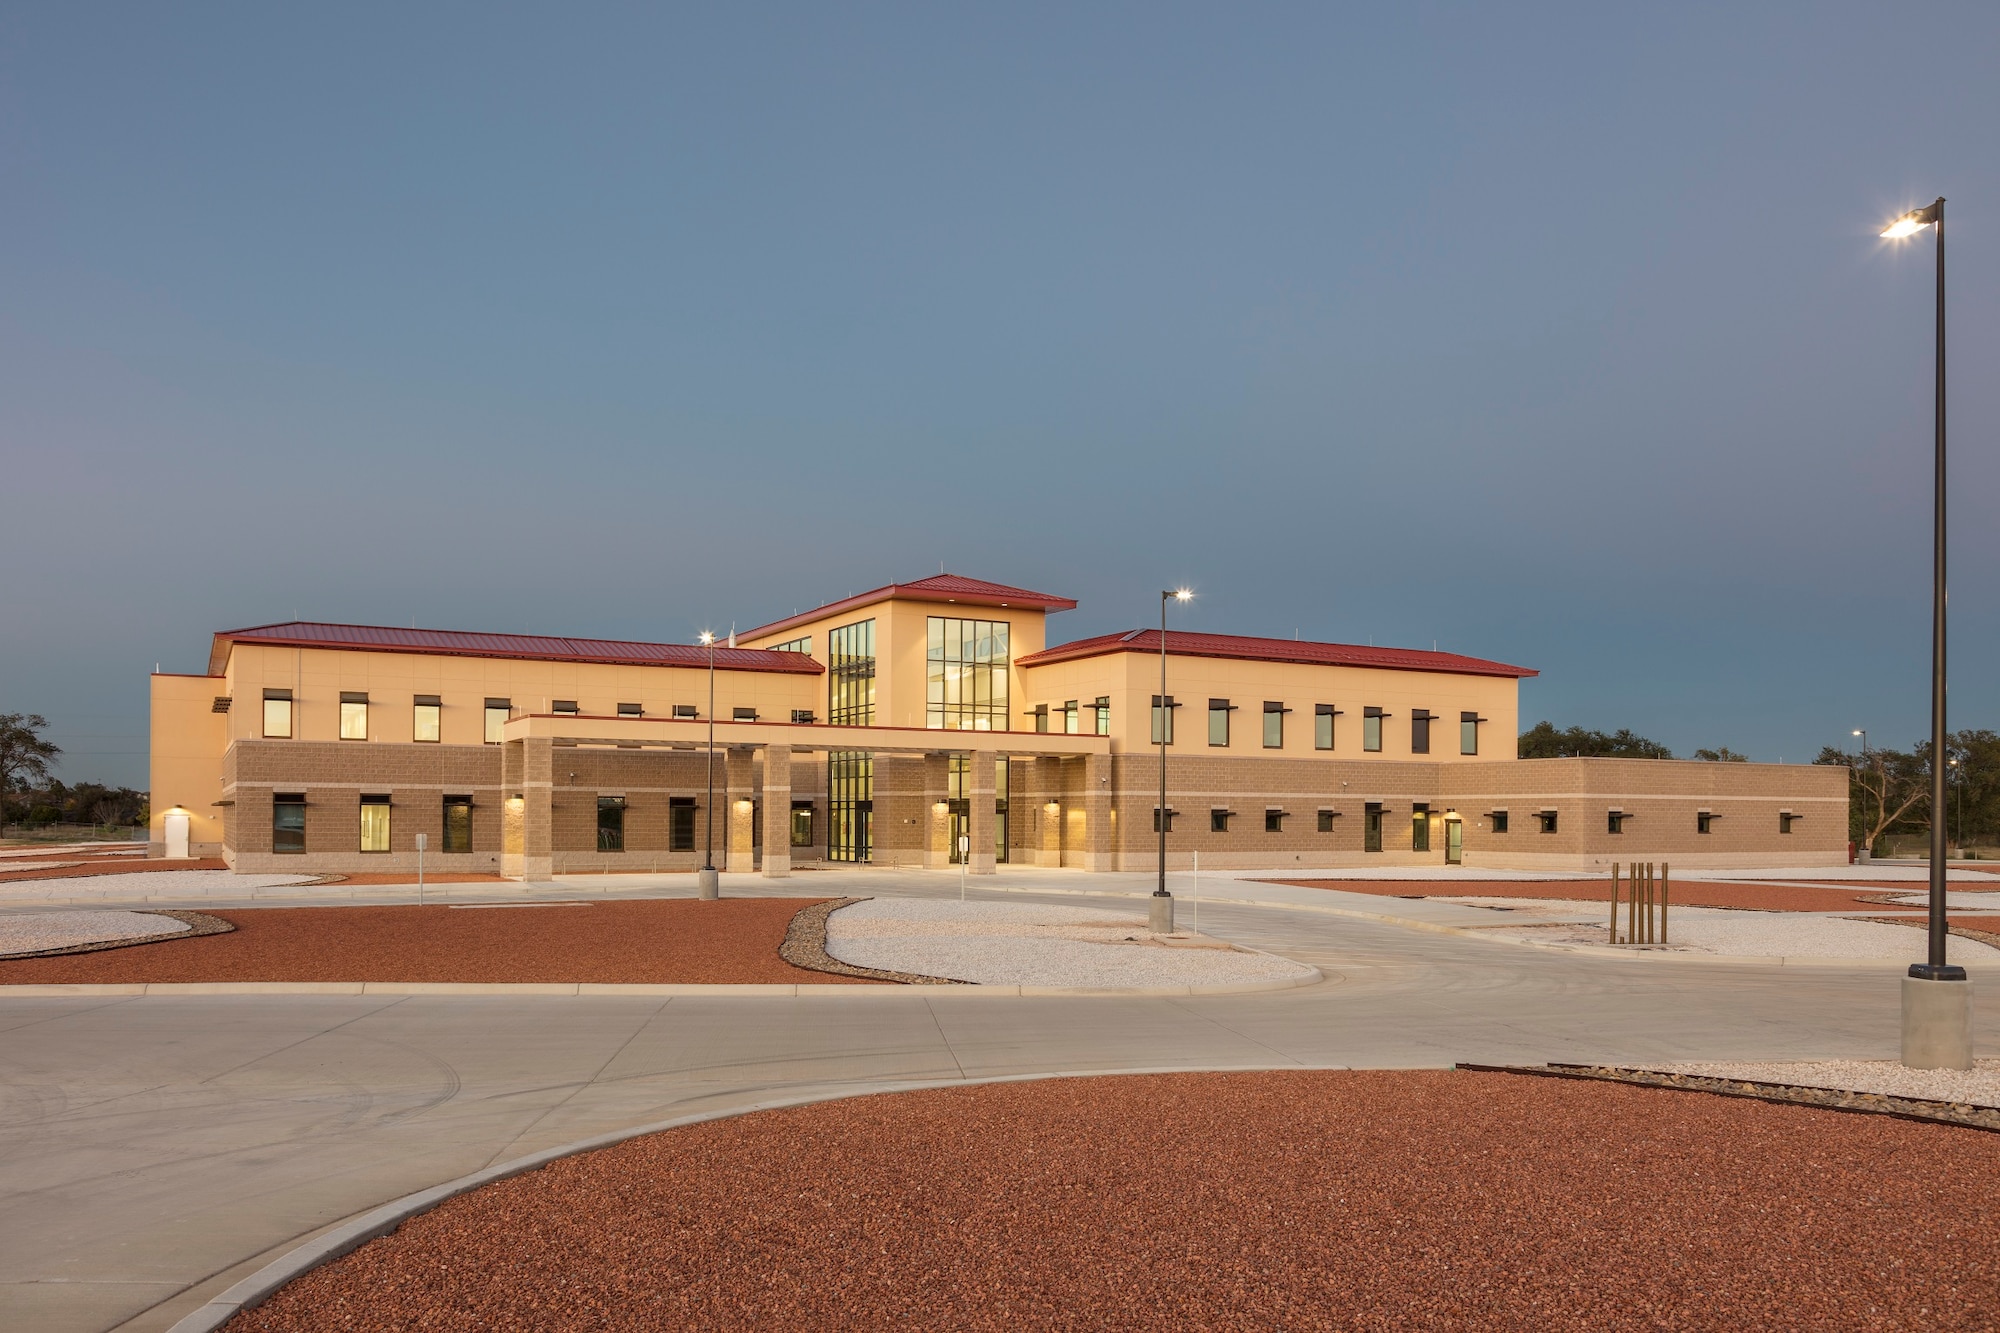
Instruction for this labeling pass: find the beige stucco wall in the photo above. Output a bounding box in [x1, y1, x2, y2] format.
[149, 673, 230, 856]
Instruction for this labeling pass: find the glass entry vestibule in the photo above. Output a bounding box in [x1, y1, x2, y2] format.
[947, 754, 1010, 865]
[828, 751, 872, 862]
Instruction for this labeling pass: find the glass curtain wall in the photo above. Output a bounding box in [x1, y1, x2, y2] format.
[946, 754, 1009, 864]
[828, 620, 876, 725]
[927, 618, 1009, 731]
[828, 752, 873, 862]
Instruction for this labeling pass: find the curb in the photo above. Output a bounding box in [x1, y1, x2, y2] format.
[0, 969, 1322, 999]
[163, 1061, 1388, 1333]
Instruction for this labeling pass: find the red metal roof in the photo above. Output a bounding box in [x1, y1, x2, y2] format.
[740, 573, 1077, 641]
[209, 622, 824, 676]
[1017, 629, 1537, 678]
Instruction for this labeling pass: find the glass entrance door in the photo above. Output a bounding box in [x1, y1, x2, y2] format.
[1445, 816, 1463, 865]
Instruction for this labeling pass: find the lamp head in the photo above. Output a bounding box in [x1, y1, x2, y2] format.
[1852, 729, 1863, 737]
[698, 631, 715, 646]
[1881, 199, 1942, 239]
[1173, 588, 1194, 602]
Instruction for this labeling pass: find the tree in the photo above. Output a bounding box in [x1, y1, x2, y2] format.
[1817, 743, 1929, 853]
[1693, 747, 1749, 762]
[0, 713, 61, 824]
[1519, 721, 1674, 760]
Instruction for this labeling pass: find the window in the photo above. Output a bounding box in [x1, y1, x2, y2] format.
[1364, 803, 1383, 852]
[1461, 712, 1483, 756]
[484, 698, 510, 744]
[1490, 810, 1510, 834]
[733, 707, 759, 722]
[791, 709, 817, 724]
[1093, 697, 1110, 735]
[1536, 810, 1559, 834]
[830, 620, 877, 726]
[1608, 810, 1626, 835]
[1265, 808, 1286, 833]
[828, 751, 874, 862]
[263, 689, 294, 739]
[360, 794, 390, 852]
[1412, 804, 1430, 852]
[272, 792, 305, 853]
[1211, 808, 1232, 833]
[413, 695, 441, 743]
[1315, 704, 1339, 751]
[339, 693, 369, 741]
[1779, 812, 1797, 834]
[673, 704, 699, 720]
[617, 703, 643, 717]
[926, 617, 1008, 730]
[1263, 702, 1287, 749]
[1152, 807, 1177, 833]
[552, 700, 579, 716]
[1697, 811, 1715, 835]
[1061, 700, 1079, 734]
[1151, 695, 1177, 744]
[1317, 809, 1338, 833]
[1208, 699, 1233, 747]
[791, 800, 816, 848]
[669, 797, 697, 851]
[1411, 710, 1433, 755]
[770, 635, 812, 657]
[1032, 704, 1049, 733]
[443, 796, 472, 853]
[597, 796, 626, 852]
[1363, 707, 1385, 752]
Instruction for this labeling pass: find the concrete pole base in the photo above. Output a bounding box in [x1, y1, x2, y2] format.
[1901, 975, 1973, 1070]
[1148, 892, 1175, 934]
[695, 868, 720, 901]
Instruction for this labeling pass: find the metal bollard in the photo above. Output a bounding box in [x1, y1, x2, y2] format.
[1609, 862, 1621, 943]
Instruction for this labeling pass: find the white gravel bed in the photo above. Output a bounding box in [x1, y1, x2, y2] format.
[0, 909, 189, 957]
[1449, 897, 2000, 962]
[1880, 892, 2000, 909]
[0, 861, 85, 872]
[825, 898, 1315, 988]
[0, 870, 318, 903]
[1649, 1059, 2000, 1108]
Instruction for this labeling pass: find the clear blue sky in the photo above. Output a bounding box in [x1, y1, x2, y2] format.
[4, 3, 1995, 788]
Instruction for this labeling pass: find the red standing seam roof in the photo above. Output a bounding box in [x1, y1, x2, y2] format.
[739, 573, 1077, 642]
[1017, 629, 1536, 678]
[208, 622, 824, 676]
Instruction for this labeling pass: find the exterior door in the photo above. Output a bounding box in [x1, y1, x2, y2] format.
[1444, 816, 1463, 865]
[164, 812, 191, 859]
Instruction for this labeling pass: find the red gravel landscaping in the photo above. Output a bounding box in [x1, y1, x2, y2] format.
[1267, 877, 1919, 913]
[224, 1068, 2000, 1332]
[0, 899, 877, 985]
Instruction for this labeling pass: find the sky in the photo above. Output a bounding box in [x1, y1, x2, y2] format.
[3, 2, 1996, 789]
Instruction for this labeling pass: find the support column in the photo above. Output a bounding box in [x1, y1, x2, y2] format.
[761, 745, 792, 877]
[521, 736, 554, 880]
[500, 739, 526, 879]
[1034, 755, 1063, 868]
[924, 753, 952, 868]
[726, 748, 756, 873]
[1083, 750, 1114, 873]
[968, 749, 997, 874]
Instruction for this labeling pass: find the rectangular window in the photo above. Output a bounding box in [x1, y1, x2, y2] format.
[925, 617, 1009, 730]
[1460, 711, 1482, 756]
[1412, 804, 1430, 852]
[617, 703, 643, 717]
[1211, 808, 1231, 833]
[1697, 811, 1715, 835]
[1363, 707, 1385, 752]
[1032, 704, 1049, 733]
[673, 704, 699, 719]
[669, 797, 697, 851]
[359, 794, 390, 852]
[1410, 710, 1433, 755]
[1537, 810, 1559, 834]
[830, 620, 878, 726]
[1062, 700, 1079, 734]
[597, 796, 626, 852]
[442, 796, 472, 853]
[1152, 807, 1176, 833]
[413, 695, 441, 743]
[552, 700, 579, 716]
[484, 699, 510, 744]
[1608, 811, 1626, 835]
[770, 635, 812, 657]
[1263, 702, 1286, 749]
[733, 707, 758, 722]
[1265, 808, 1285, 833]
[1317, 809, 1337, 833]
[1315, 704, 1338, 751]
[791, 709, 817, 724]
[1151, 695, 1176, 745]
[272, 792, 305, 853]
[339, 693, 369, 741]
[263, 689, 294, 739]
[1490, 810, 1510, 834]
[1364, 803, 1383, 853]
[791, 800, 816, 848]
[1208, 699, 1232, 747]
[1779, 812, 1797, 834]
[1094, 697, 1110, 735]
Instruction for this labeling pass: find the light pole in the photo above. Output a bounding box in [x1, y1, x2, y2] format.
[1154, 588, 1193, 933]
[697, 631, 720, 899]
[1852, 729, 1871, 860]
[1880, 196, 1968, 1068]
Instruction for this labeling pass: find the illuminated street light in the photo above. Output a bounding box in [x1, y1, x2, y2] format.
[1153, 588, 1195, 933]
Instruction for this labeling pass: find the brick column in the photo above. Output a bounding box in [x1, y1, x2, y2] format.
[924, 753, 952, 868]
[521, 736, 554, 880]
[968, 749, 996, 874]
[761, 745, 791, 877]
[1083, 750, 1114, 873]
[1035, 755, 1064, 868]
[726, 748, 756, 873]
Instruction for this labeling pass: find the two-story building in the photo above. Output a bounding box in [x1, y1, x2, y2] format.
[149, 572, 1847, 875]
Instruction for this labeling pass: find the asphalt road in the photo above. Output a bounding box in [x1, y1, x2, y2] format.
[0, 872, 1916, 1333]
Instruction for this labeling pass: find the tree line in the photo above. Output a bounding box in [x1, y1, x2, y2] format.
[0, 712, 148, 830]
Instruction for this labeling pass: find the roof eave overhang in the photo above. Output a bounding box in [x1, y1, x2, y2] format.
[209, 634, 823, 675]
[1016, 642, 1537, 679]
